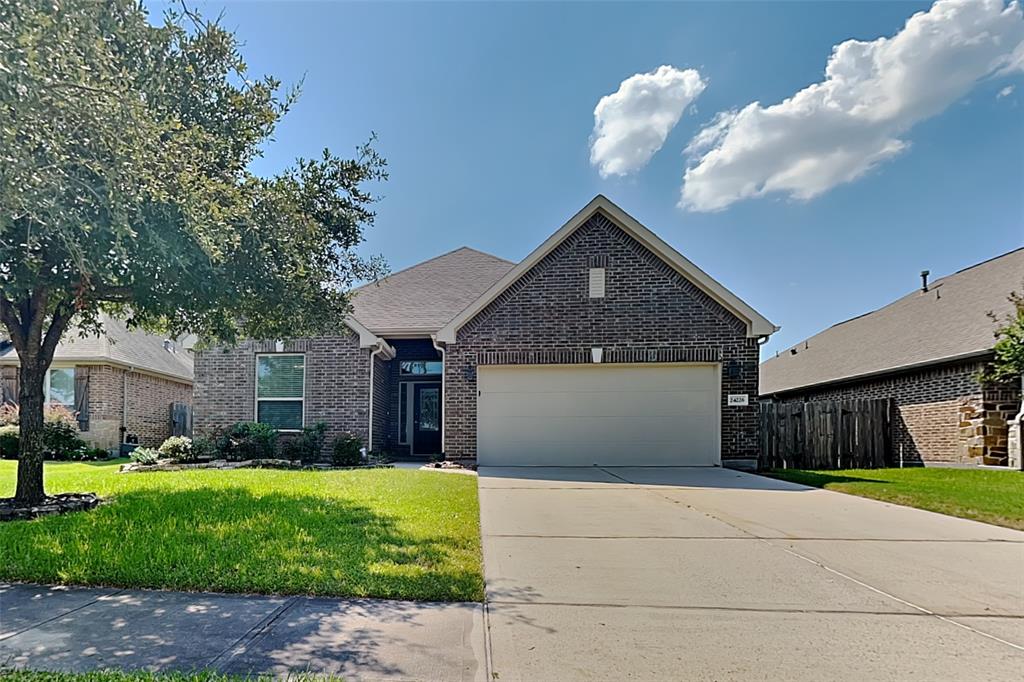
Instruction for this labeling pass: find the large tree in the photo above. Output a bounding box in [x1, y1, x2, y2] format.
[0, 0, 386, 504]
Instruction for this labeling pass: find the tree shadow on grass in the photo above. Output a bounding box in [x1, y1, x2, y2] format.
[0, 486, 483, 603]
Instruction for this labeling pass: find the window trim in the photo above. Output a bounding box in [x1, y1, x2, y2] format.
[44, 365, 76, 408]
[254, 353, 306, 432]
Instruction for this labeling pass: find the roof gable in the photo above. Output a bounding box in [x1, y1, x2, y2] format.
[760, 247, 1024, 395]
[349, 247, 514, 335]
[437, 195, 778, 343]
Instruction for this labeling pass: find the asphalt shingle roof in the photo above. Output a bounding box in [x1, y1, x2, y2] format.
[349, 247, 515, 334]
[760, 248, 1024, 396]
[0, 312, 194, 382]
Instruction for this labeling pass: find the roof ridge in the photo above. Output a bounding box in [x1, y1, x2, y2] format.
[350, 245, 512, 293]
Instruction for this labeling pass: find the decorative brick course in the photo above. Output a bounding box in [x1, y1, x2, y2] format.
[764, 358, 1021, 464]
[444, 210, 760, 464]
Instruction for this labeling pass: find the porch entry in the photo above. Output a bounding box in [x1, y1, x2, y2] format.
[400, 379, 442, 455]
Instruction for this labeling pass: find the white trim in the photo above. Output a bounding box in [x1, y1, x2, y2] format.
[346, 316, 395, 353]
[254, 352, 306, 432]
[431, 335, 446, 454]
[437, 195, 778, 342]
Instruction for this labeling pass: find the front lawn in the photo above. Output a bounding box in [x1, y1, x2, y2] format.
[766, 467, 1024, 530]
[0, 460, 483, 601]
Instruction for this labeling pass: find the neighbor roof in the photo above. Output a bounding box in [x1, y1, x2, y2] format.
[349, 247, 515, 335]
[0, 312, 194, 382]
[760, 247, 1024, 396]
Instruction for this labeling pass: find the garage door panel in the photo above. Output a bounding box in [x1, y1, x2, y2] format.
[482, 364, 715, 392]
[480, 390, 715, 419]
[477, 364, 720, 467]
[478, 414, 710, 443]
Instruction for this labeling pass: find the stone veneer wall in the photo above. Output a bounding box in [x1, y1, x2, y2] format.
[194, 333, 372, 453]
[444, 210, 760, 465]
[765, 358, 1020, 464]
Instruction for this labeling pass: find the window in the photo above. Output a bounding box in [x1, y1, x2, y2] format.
[588, 268, 606, 298]
[399, 360, 443, 376]
[256, 354, 304, 430]
[45, 368, 75, 407]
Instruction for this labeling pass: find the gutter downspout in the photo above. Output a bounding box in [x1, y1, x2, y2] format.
[122, 366, 134, 443]
[431, 335, 446, 454]
[367, 342, 389, 453]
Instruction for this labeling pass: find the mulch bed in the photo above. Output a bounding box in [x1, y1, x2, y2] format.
[119, 458, 394, 473]
[0, 492, 101, 522]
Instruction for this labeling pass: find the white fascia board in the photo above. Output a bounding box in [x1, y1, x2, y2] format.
[345, 316, 395, 358]
[437, 195, 778, 342]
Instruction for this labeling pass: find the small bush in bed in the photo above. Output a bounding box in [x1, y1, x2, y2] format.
[217, 422, 278, 461]
[332, 433, 363, 467]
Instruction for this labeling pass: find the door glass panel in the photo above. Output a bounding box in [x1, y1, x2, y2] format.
[400, 361, 443, 375]
[419, 388, 439, 431]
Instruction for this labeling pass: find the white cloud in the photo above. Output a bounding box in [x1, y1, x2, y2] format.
[590, 65, 706, 178]
[680, 0, 1024, 212]
[998, 84, 1016, 97]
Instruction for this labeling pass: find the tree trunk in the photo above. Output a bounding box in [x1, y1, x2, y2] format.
[14, 360, 47, 505]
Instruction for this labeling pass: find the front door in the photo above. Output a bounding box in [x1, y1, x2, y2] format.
[412, 382, 442, 455]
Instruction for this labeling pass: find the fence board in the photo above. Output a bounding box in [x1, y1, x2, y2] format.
[760, 399, 892, 469]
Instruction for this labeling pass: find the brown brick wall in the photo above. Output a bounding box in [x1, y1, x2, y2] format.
[765, 358, 1020, 464]
[1, 362, 191, 450]
[193, 334, 372, 452]
[371, 352, 390, 453]
[445, 210, 760, 464]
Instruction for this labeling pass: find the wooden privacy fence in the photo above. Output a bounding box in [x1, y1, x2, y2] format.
[170, 402, 193, 438]
[760, 399, 892, 469]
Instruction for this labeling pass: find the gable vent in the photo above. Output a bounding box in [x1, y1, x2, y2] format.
[589, 267, 606, 299]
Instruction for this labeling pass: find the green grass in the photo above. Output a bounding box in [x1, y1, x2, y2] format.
[766, 467, 1024, 530]
[0, 460, 483, 601]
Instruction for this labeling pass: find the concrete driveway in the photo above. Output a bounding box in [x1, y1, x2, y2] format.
[478, 466, 1024, 681]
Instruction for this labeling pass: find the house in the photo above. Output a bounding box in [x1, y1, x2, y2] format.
[760, 248, 1024, 465]
[0, 313, 194, 450]
[193, 195, 777, 468]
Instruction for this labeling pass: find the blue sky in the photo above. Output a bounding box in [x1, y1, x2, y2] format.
[162, 1, 1023, 358]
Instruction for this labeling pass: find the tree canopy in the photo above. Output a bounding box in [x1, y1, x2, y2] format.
[0, 0, 387, 503]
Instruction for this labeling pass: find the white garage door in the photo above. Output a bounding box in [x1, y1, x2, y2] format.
[477, 364, 720, 466]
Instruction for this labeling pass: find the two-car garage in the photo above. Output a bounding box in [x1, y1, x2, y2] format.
[476, 363, 720, 467]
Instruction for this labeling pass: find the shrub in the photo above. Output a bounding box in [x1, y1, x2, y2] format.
[217, 422, 278, 461]
[75, 446, 110, 461]
[0, 403, 84, 459]
[159, 436, 194, 462]
[130, 447, 160, 465]
[0, 425, 18, 459]
[332, 433, 364, 467]
[190, 435, 219, 461]
[42, 405, 85, 459]
[281, 422, 328, 463]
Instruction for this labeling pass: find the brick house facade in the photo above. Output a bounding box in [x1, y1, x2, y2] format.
[443, 212, 762, 465]
[760, 247, 1023, 466]
[192, 196, 777, 466]
[1, 315, 195, 451]
[193, 334, 377, 449]
[763, 359, 1020, 464]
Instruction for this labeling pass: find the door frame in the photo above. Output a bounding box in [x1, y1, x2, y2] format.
[475, 362, 722, 466]
[400, 379, 443, 455]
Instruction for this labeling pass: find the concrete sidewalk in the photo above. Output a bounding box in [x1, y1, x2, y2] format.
[0, 584, 485, 680]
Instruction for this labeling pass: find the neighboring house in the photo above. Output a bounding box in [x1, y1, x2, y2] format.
[194, 195, 777, 468]
[0, 313, 194, 450]
[760, 248, 1024, 465]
